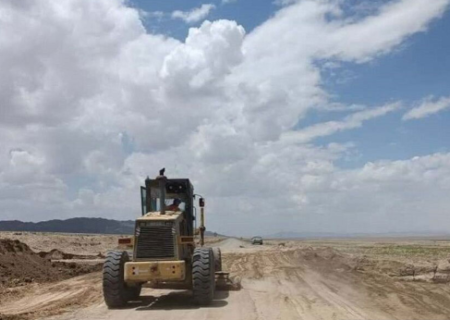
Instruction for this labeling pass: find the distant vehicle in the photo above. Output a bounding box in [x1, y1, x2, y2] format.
[251, 236, 263, 245]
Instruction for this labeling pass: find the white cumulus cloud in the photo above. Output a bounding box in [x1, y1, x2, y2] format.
[0, 0, 450, 236]
[403, 96, 450, 120]
[282, 102, 402, 144]
[172, 4, 215, 24]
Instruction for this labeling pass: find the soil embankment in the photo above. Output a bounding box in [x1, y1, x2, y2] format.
[0, 239, 100, 288]
[0, 238, 102, 319]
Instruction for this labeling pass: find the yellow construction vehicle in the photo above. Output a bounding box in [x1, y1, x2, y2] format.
[102, 169, 227, 308]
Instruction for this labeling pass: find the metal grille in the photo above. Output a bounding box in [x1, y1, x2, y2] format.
[135, 223, 175, 259]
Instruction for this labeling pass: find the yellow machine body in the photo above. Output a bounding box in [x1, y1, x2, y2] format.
[102, 171, 229, 310]
[124, 260, 185, 282]
[122, 210, 195, 284]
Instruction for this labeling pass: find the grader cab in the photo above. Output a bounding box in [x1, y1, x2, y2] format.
[102, 169, 227, 308]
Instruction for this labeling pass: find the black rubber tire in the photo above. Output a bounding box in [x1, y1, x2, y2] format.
[103, 251, 134, 308]
[192, 247, 215, 305]
[212, 247, 222, 272]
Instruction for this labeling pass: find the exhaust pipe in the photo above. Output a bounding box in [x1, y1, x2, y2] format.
[156, 168, 167, 215]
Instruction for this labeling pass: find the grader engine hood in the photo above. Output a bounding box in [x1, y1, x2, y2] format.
[133, 211, 183, 261]
[138, 211, 182, 221]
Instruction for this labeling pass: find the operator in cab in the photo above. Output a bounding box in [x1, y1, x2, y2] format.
[166, 198, 181, 211]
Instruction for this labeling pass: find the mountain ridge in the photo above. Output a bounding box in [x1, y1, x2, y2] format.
[0, 217, 223, 236]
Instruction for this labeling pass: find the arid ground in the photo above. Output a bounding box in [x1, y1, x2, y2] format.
[1, 232, 450, 320]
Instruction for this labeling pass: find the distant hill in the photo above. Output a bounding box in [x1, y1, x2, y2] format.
[0, 217, 224, 236]
[265, 231, 342, 239]
[0, 218, 135, 234]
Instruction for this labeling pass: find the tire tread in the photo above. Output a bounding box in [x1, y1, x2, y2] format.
[192, 247, 215, 305]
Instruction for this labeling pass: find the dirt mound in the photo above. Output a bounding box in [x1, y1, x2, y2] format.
[0, 239, 32, 254]
[291, 246, 353, 268]
[354, 255, 450, 283]
[222, 246, 355, 281]
[216, 238, 249, 250]
[0, 239, 101, 289]
[37, 249, 104, 260]
[0, 232, 120, 256]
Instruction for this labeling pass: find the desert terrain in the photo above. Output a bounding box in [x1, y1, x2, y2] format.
[1, 232, 450, 320]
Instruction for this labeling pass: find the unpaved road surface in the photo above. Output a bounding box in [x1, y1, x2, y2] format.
[2, 237, 450, 320]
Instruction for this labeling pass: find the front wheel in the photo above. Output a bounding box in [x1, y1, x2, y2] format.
[103, 251, 136, 308]
[192, 247, 215, 305]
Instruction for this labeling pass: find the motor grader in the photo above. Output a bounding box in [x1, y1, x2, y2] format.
[102, 169, 227, 308]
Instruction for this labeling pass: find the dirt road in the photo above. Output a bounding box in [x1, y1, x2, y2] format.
[2, 238, 450, 320]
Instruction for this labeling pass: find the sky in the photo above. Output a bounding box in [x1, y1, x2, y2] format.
[1, 0, 450, 236]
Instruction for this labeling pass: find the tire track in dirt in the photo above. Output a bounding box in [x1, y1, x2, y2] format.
[223, 246, 450, 320]
[0, 273, 102, 320]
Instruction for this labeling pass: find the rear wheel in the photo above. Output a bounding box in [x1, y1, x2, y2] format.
[103, 251, 137, 308]
[212, 247, 222, 272]
[192, 247, 215, 305]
